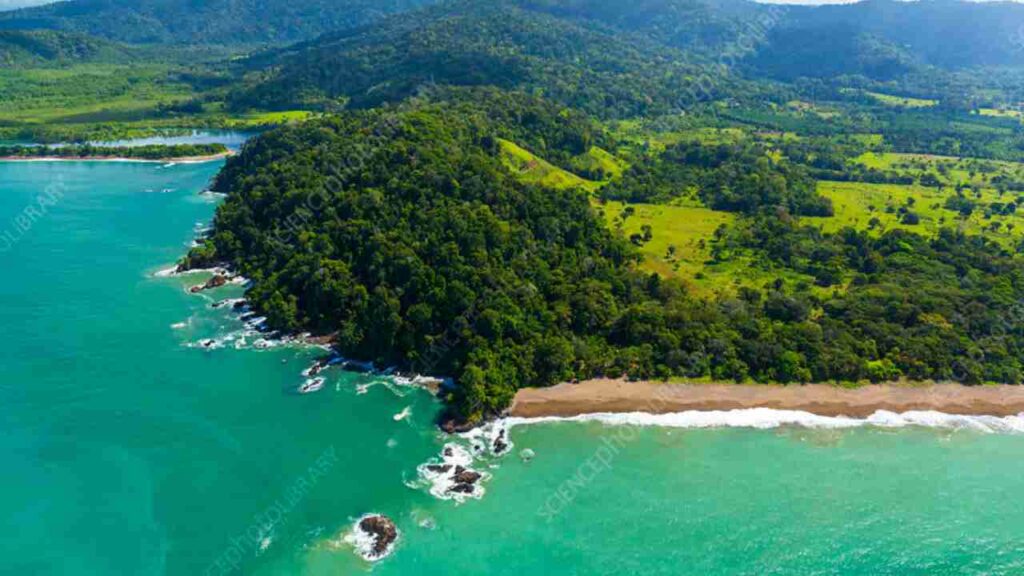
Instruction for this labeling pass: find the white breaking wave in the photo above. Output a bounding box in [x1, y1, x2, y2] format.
[393, 406, 412, 421]
[414, 443, 490, 503]
[461, 420, 513, 456]
[498, 408, 1024, 434]
[342, 515, 399, 562]
[152, 265, 230, 278]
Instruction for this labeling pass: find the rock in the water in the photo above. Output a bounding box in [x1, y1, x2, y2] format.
[305, 354, 336, 377]
[426, 464, 452, 474]
[189, 274, 228, 293]
[439, 416, 475, 434]
[453, 465, 482, 485]
[493, 429, 508, 454]
[448, 483, 475, 495]
[358, 515, 399, 559]
[304, 332, 337, 346]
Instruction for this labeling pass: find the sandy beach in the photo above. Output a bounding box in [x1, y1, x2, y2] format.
[510, 379, 1024, 418]
[0, 151, 234, 164]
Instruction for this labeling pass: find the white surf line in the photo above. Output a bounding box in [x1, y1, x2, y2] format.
[497, 408, 1024, 434]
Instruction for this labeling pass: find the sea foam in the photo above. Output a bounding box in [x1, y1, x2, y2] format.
[342, 514, 400, 562]
[414, 443, 490, 503]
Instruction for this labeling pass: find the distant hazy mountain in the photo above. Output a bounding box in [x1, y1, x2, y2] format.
[0, 0, 56, 11]
[749, 0, 1024, 79]
[0, 0, 438, 44]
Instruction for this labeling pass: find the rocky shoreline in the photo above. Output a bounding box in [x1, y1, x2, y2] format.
[168, 261, 450, 395]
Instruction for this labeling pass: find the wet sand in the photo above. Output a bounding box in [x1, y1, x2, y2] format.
[510, 380, 1024, 418]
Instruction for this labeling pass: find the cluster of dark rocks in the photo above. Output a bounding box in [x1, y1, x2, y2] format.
[359, 515, 398, 559]
[189, 274, 228, 293]
[211, 298, 248, 310]
[448, 465, 482, 494]
[424, 449, 485, 496]
[306, 355, 333, 377]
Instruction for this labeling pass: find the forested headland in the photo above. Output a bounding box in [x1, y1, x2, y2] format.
[184, 90, 1024, 423]
[7, 0, 1024, 423]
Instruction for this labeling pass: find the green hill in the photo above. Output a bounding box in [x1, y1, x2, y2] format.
[225, 0, 737, 118]
[0, 29, 130, 65]
[0, 0, 437, 45]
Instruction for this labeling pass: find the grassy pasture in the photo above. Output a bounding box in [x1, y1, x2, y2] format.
[598, 200, 732, 280]
[806, 180, 1024, 247]
[0, 64, 194, 125]
[497, 133, 1024, 295]
[498, 138, 601, 191]
[569, 145, 628, 180]
[610, 121, 746, 156]
[596, 200, 818, 294]
[864, 91, 938, 108]
[0, 64, 318, 142]
[855, 151, 1024, 189]
[785, 100, 840, 119]
[978, 108, 1024, 120]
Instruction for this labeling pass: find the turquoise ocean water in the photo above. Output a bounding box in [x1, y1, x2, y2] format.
[3, 157, 1024, 575]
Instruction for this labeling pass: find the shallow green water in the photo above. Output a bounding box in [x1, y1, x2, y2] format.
[3, 159, 1024, 575]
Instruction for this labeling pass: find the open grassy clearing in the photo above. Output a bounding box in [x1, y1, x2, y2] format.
[784, 99, 840, 119]
[569, 145, 628, 180]
[596, 200, 819, 294]
[221, 110, 318, 126]
[500, 132, 1024, 297]
[498, 138, 601, 191]
[0, 64, 318, 142]
[864, 91, 938, 108]
[850, 133, 884, 147]
[978, 108, 1024, 120]
[609, 121, 746, 157]
[855, 151, 1024, 188]
[598, 200, 732, 278]
[0, 64, 195, 124]
[496, 137, 809, 293]
[805, 180, 1024, 246]
[498, 138, 628, 192]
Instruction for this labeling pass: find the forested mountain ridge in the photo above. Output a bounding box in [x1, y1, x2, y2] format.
[3, 0, 1023, 80]
[513, 0, 767, 55]
[0, 0, 438, 44]
[224, 0, 750, 117]
[222, 0, 1024, 118]
[0, 28, 128, 65]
